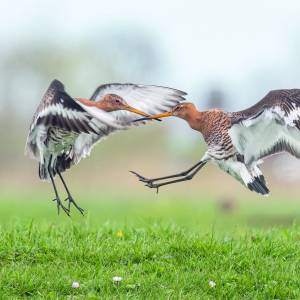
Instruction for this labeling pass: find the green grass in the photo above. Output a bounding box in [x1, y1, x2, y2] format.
[1, 191, 300, 299]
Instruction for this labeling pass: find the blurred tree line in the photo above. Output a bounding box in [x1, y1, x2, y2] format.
[0, 30, 163, 161]
[0, 29, 230, 178]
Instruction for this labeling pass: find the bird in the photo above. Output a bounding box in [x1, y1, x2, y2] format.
[132, 89, 300, 195]
[25, 79, 187, 215]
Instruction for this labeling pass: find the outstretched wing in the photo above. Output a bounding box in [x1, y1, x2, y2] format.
[229, 89, 300, 164]
[70, 83, 187, 162]
[45, 82, 186, 170]
[90, 83, 187, 124]
[25, 80, 122, 160]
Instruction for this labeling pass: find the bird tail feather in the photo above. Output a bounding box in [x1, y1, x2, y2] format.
[54, 154, 73, 174]
[247, 176, 269, 195]
[38, 153, 73, 181]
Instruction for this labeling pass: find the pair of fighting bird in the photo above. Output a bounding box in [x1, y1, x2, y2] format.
[26, 79, 300, 215]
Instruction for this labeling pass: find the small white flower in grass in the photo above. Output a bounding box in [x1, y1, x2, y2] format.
[71, 281, 80, 288]
[208, 280, 216, 288]
[112, 276, 122, 284]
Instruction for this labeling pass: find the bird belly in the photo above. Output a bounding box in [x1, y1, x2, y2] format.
[208, 144, 237, 160]
[214, 159, 244, 184]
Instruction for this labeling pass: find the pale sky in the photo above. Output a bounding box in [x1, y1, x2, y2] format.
[2, 0, 300, 110]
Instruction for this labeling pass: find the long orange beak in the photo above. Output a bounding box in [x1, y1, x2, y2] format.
[131, 111, 173, 122]
[125, 106, 150, 117]
[142, 111, 173, 120]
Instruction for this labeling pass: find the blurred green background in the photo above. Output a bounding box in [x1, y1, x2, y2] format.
[1, 0, 300, 228]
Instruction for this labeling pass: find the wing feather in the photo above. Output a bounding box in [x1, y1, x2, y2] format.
[231, 89, 300, 124]
[28, 80, 106, 135]
[90, 83, 186, 124]
[27, 81, 187, 169]
[25, 80, 124, 160]
[68, 83, 187, 166]
[229, 89, 300, 163]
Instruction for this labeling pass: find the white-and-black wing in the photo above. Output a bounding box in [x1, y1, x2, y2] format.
[229, 89, 300, 164]
[90, 83, 187, 124]
[25, 80, 121, 160]
[70, 83, 187, 163]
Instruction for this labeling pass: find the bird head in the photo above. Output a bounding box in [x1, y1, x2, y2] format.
[99, 94, 149, 117]
[139, 102, 197, 120]
[171, 103, 197, 118]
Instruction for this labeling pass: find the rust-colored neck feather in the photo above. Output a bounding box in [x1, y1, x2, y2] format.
[176, 105, 204, 131]
[180, 110, 203, 130]
[77, 98, 107, 110]
[180, 108, 230, 143]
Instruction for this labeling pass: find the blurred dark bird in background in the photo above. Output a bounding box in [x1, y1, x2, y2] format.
[133, 89, 300, 195]
[25, 79, 186, 215]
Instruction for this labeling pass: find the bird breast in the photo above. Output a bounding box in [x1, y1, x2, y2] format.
[198, 110, 237, 160]
[199, 110, 231, 144]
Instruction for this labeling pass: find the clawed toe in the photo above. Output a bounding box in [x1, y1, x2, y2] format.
[130, 171, 153, 184]
[53, 197, 70, 216]
[145, 182, 160, 193]
[130, 170, 160, 193]
[65, 196, 84, 215]
[130, 170, 147, 181]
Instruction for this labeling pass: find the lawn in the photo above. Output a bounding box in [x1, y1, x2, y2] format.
[1, 191, 300, 299]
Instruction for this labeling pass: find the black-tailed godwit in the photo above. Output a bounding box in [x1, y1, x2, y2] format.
[26, 79, 186, 215]
[132, 89, 300, 195]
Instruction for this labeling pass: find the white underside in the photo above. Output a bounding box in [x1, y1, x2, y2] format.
[229, 107, 300, 164]
[214, 158, 253, 186]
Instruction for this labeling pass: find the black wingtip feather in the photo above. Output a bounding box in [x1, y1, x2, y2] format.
[247, 177, 269, 195]
[49, 79, 65, 91]
[258, 175, 267, 186]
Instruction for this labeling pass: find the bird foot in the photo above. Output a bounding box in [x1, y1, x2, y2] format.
[145, 182, 160, 194]
[130, 171, 154, 184]
[130, 171, 160, 193]
[53, 197, 70, 216]
[65, 196, 84, 215]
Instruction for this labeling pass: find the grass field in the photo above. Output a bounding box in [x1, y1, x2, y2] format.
[1, 190, 300, 299]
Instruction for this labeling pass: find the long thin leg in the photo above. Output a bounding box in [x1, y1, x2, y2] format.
[130, 160, 204, 185]
[146, 160, 208, 192]
[57, 171, 84, 215]
[48, 166, 70, 216]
